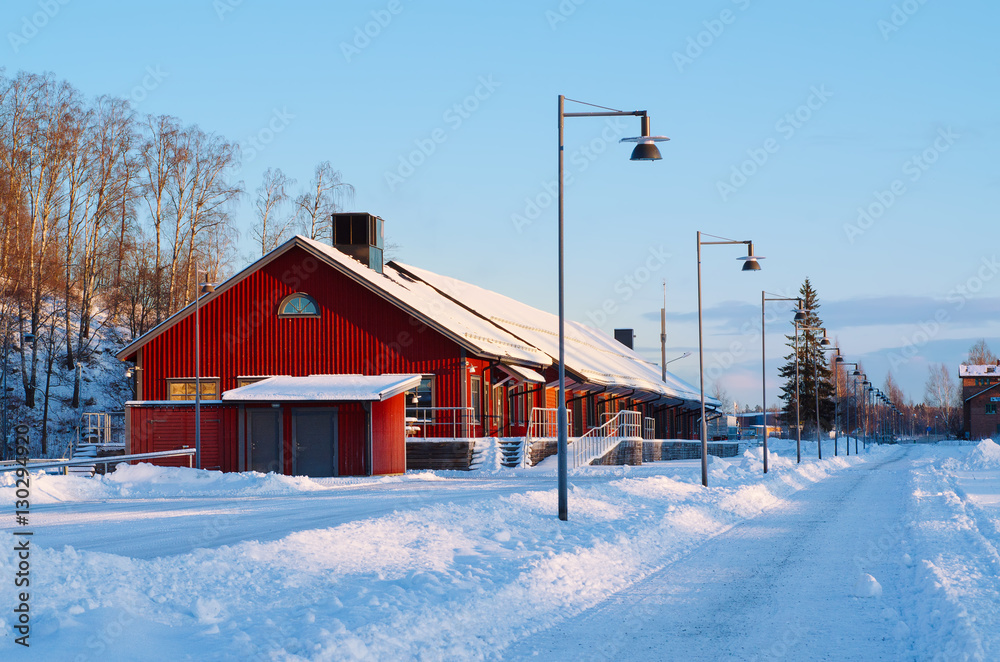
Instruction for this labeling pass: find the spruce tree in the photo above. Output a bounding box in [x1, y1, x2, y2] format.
[777, 278, 837, 435]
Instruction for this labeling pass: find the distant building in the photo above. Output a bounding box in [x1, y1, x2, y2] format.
[960, 362, 1000, 439]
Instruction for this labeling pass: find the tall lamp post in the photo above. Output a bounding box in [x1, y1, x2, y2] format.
[194, 268, 215, 471]
[697, 232, 763, 487]
[760, 293, 804, 473]
[838, 360, 860, 456]
[556, 96, 668, 521]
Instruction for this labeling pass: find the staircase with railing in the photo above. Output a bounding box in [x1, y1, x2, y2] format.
[70, 412, 126, 476]
[571, 410, 642, 467]
[505, 408, 573, 467]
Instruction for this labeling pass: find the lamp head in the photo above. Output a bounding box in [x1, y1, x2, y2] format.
[835, 355, 844, 363]
[820, 336, 832, 347]
[793, 308, 806, 322]
[629, 142, 662, 161]
[852, 369, 861, 376]
[738, 241, 763, 271]
[621, 115, 668, 161]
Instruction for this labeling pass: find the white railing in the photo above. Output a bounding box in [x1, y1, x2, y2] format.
[0, 448, 196, 474]
[520, 407, 573, 467]
[405, 407, 477, 439]
[643, 417, 655, 440]
[572, 410, 642, 467]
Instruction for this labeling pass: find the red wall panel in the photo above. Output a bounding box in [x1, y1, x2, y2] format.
[136, 246, 466, 410]
[127, 405, 237, 470]
[372, 395, 406, 475]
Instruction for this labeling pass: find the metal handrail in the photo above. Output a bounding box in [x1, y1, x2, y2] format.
[405, 406, 476, 438]
[572, 410, 642, 467]
[643, 417, 656, 440]
[0, 449, 196, 474]
[522, 407, 573, 467]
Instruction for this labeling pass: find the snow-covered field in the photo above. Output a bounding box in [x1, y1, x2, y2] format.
[1, 439, 998, 661]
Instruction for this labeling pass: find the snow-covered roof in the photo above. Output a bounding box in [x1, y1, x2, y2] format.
[959, 364, 1000, 377]
[116, 236, 551, 369]
[298, 237, 551, 367]
[391, 262, 711, 404]
[498, 363, 546, 384]
[221, 374, 422, 402]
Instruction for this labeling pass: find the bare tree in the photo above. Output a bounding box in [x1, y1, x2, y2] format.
[294, 161, 354, 241]
[964, 339, 997, 366]
[140, 115, 181, 322]
[924, 363, 959, 433]
[711, 379, 732, 415]
[252, 167, 294, 255]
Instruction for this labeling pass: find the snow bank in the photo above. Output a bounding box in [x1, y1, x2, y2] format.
[963, 438, 1000, 470]
[0, 446, 888, 660]
[0, 462, 443, 505]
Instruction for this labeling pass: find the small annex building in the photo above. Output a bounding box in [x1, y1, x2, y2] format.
[117, 212, 715, 477]
[960, 362, 1000, 440]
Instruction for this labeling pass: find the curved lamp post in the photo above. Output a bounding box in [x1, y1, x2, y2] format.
[556, 96, 668, 521]
[760, 293, 804, 473]
[697, 232, 763, 486]
[796, 324, 830, 459]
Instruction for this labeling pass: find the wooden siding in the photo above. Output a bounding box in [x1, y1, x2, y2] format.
[136, 246, 465, 409]
[127, 405, 237, 470]
[372, 395, 406, 475]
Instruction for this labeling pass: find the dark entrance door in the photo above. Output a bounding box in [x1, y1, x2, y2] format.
[248, 408, 282, 474]
[292, 408, 338, 477]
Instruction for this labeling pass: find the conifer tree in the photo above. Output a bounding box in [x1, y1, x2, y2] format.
[777, 278, 837, 434]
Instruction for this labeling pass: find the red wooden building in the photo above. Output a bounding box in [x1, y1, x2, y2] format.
[117, 213, 711, 476]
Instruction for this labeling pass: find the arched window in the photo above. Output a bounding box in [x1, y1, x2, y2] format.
[278, 293, 320, 318]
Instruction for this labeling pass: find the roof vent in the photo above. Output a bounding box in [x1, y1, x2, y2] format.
[332, 212, 384, 274]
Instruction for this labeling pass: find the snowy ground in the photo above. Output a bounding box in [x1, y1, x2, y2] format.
[1, 438, 998, 661]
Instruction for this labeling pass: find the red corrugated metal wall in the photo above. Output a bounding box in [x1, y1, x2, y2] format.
[371, 395, 406, 474]
[337, 403, 368, 476]
[127, 405, 237, 470]
[136, 246, 465, 409]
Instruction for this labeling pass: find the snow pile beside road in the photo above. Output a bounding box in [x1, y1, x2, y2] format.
[963, 438, 1000, 470]
[903, 443, 1000, 660]
[0, 463, 445, 505]
[0, 447, 888, 661]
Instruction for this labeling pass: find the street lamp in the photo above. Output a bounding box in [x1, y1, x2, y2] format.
[837, 359, 859, 456]
[697, 232, 763, 486]
[556, 96, 668, 521]
[194, 269, 215, 470]
[760, 293, 804, 473]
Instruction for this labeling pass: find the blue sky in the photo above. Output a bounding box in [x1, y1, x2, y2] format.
[3, 0, 997, 408]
